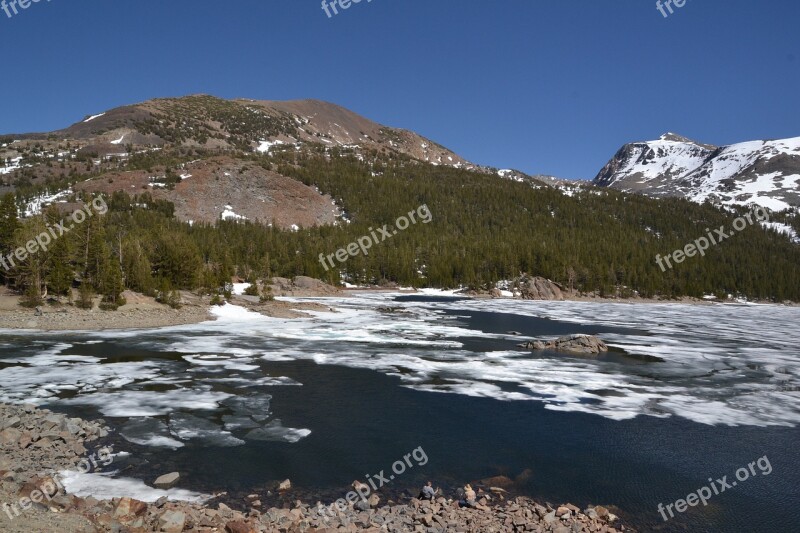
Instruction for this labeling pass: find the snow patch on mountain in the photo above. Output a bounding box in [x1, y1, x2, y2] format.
[83, 113, 106, 123]
[256, 139, 286, 154]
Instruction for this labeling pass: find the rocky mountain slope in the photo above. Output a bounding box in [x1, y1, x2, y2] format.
[594, 133, 800, 211]
[0, 95, 514, 227]
[4, 95, 471, 168]
[0, 96, 456, 219]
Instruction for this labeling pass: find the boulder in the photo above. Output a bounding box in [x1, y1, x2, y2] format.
[519, 277, 565, 301]
[154, 472, 180, 489]
[114, 497, 148, 518]
[157, 510, 187, 533]
[278, 479, 291, 491]
[0, 427, 22, 445]
[593, 505, 610, 519]
[225, 520, 258, 533]
[269, 276, 339, 296]
[354, 500, 371, 512]
[520, 334, 609, 355]
[1, 416, 21, 430]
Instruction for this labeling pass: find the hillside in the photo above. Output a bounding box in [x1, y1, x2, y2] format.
[0, 95, 511, 226]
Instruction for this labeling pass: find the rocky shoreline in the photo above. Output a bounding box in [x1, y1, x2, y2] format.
[0, 282, 342, 331]
[0, 403, 634, 532]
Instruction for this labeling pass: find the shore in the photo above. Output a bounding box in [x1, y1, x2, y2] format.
[0, 403, 633, 532]
[0, 280, 793, 332]
[0, 286, 340, 332]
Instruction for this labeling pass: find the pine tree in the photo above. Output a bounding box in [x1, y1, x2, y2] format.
[0, 193, 19, 284]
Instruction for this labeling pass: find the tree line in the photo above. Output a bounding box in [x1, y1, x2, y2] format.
[1, 150, 799, 307]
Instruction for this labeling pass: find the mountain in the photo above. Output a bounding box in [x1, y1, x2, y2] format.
[593, 133, 800, 211]
[0, 95, 482, 225]
[11, 95, 472, 167]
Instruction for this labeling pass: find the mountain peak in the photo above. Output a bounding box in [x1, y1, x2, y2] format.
[595, 134, 800, 210]
[658, 132, 697, 143]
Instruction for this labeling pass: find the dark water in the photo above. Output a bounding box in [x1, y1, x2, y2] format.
[2, 297, 798, 532]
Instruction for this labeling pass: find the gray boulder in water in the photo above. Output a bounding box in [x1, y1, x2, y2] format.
[520, 334, 608, 355]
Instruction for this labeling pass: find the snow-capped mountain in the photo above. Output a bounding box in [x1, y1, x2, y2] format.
[594, 133, 800, 211]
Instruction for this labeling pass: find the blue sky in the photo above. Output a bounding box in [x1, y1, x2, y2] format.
[0, 0, 798, 179]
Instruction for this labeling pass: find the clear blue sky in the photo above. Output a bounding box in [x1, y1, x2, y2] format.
[1, 0, 798, 179]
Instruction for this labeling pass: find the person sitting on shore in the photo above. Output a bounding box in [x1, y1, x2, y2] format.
[458, 484, 477, 508]
[419, 481, 435, 501]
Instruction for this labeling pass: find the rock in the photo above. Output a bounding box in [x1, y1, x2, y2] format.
[278, 276, 340, 296]
[43, 414, 65, 431]
[0, 427, 22, 445]
[158, 510, 187, 533]
[520, 277, 565, 301]
[352, 479, 370, 493]
[354, 500, 371, 512]
[2, 416, 21, 430]
[556, 505, 571, 518]
[278, 479, 291, 491]
[153, 472, 180, 489]
[18, 432, 33, 449]
[594, 505, 610, 519]
[69, 440, 86, 456]
[114, 497, 148, 518]
[65, 421, 82, 435]
[520, 334, 609, 355]
[225, 520, 258, 533]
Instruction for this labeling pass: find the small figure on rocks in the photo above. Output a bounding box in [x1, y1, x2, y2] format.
[419, 481, 435, 501]
[34, 306, 43, 317]
[458, 484, 477, 508]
